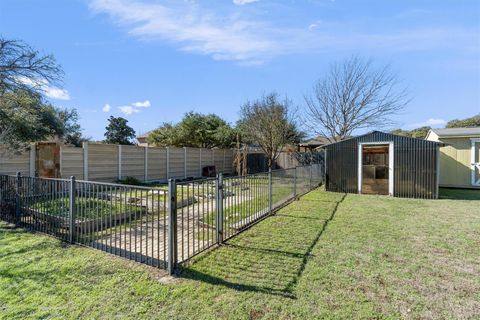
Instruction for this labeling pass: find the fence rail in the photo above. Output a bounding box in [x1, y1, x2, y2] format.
[0, 164, 323, 274]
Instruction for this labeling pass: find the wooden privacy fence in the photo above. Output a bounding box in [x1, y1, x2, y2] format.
[0, 143, 234, 182]
[246, 150, 325, 173]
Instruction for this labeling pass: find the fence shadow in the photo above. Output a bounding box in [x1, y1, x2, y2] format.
[439, 188, 480, 200]
[178, 192, 346, 298]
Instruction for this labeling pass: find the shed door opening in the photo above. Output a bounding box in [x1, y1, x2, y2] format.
[472, 139, 480, 187]
[361, 145, 390, 195]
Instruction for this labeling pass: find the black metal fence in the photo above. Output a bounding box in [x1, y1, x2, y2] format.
[0, 164, 323, 274]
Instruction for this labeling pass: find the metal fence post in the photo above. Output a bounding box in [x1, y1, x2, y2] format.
[15, 172, 21, 223]
[268, 169, 272, 213]
[309, 164, 313, 189]
[168, 179, 178, 275]
[293, 167, 297, 198]
[69, 176, 76, 243]
[216, 173, 224, 244]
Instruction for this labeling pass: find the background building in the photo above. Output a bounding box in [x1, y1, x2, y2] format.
[426, 127, 480, 189]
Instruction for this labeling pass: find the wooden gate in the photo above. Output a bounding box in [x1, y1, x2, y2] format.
[36, 142, 60, 178]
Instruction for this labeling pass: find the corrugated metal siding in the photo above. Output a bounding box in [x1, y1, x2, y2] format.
[326, 131, 439, 199]
[326, 138, 357, 193]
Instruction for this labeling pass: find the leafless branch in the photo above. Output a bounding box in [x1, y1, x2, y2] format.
[0, 37, 64, 96]
[304, 56, 409, 142]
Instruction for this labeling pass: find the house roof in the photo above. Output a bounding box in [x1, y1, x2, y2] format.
[137, 131, 153, 140]
[430, 127, 480, 138]
[299, 136, 331, 147]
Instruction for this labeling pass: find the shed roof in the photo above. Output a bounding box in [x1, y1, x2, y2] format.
[321, 130, 443, 148]
[430, 127, 480, 138]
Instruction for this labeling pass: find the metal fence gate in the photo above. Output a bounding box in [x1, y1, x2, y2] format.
[0, 164, 324, 274]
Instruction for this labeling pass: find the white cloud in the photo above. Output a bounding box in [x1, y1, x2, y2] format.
[409, 118, 447, 128]
[44, 87, 71, 100]
[114, 99, 152, 115]
[132, 100, 151, 108]
[118, 105, 141, 115]
[89, 0, 282, 63]
[16, 76, 71, 100]
[233, 0, 259, 5]
[308, 20, 322, 30]
[102, 103, 111, 112]
[88, 0, 479, 63]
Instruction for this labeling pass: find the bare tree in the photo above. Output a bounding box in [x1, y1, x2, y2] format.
[0, 37, 63, 96]
[239, 93, 303, 169]
[305, 56, 408, 142]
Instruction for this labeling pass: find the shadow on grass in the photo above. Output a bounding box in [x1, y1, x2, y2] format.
[439, 188, 480, 200]
[179, 193, 347, 298]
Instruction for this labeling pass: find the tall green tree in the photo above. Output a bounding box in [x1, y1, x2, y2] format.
[104, 116, 136, 145]
[147, 123, 181, 147]
[0, 90, 61, 151]
[147, 112, 236, 148]
[54, 108, 90, 147]
[446, 114, 480, 128]
[390, 126, 431, 139]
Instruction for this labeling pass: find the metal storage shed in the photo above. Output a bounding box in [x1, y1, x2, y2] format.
[323, 131, 441, 199]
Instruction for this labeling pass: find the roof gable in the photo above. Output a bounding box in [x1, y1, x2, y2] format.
[322, 130, 442, 148]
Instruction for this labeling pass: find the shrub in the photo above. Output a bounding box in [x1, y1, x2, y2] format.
[119, 176, 142, 186]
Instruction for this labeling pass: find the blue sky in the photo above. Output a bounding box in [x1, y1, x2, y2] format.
[1, 0, 479, 140]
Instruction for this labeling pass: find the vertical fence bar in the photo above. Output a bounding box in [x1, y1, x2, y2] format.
[69, 176, 76, 243]
[216, 173, 224, 244]
[15, 172, 21, 224]
[293, 166, 297, 198]
[168, 179, 177, 275]
[268, 169, 272, 213]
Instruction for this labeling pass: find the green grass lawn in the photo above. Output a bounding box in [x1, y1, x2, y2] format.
[0, 188, 479, 319]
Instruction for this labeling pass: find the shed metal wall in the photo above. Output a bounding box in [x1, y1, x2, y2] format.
[325, 131, 439, 199]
